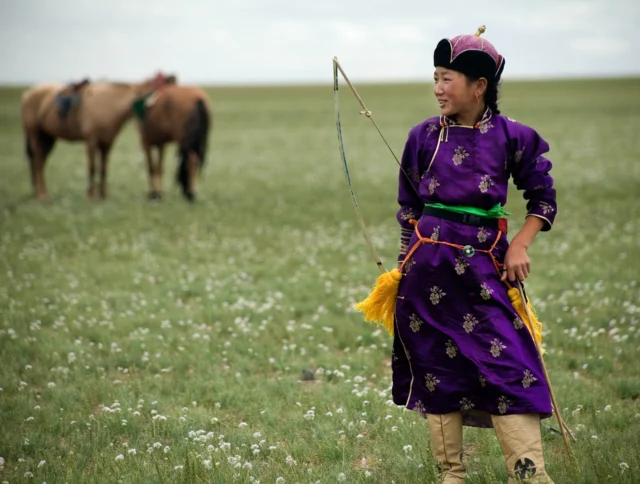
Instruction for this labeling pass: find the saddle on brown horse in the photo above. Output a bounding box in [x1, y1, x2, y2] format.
[56, 78, 91, 118]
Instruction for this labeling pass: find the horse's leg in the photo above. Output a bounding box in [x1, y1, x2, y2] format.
[86, 142, 97, 199]
[155, 144, 165, 197]
[31, 130, 55, 201]
[143, 143, 153, 197]
[98, 143, 112, 199]
[31, 144, 47, 201]
[187, 151, 200, 201]
[144, 142, 160, 200]
[25, 133, 37, 192]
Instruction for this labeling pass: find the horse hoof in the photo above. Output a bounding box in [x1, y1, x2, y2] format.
[148, 191, 163, 200]
[184, 192, 196, 202]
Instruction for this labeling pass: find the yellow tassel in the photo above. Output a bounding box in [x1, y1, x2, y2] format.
[354, 268, 402, 336]
[508, 287, 545, 355]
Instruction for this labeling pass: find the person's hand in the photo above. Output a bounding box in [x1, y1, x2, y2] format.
[501, 242, 530, 282]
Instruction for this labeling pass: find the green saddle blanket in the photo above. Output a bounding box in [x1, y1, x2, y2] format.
[132, 93, 153, 121]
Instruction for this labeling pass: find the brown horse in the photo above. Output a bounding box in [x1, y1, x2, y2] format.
[21, 74, 176, 201]
[135, 85, 212, 201]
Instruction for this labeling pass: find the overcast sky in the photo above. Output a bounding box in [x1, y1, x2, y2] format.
[0, 0, 638, 85]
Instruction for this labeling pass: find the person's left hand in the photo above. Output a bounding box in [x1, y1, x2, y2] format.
[501, 242, 530, 282]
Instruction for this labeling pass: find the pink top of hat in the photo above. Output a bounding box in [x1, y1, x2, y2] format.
[449, 26, 501, 66]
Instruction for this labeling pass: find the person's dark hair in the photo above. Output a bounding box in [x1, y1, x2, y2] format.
[467, 76, 501, 114]
[484, 80, 501, 114]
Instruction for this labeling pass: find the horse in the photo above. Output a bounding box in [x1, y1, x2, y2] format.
[21, 73, 177, 201]
[134, 85, 212, 201]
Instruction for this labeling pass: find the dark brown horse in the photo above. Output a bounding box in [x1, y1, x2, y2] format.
[134, 85, 212, 201]
[21, 74, 176, 201]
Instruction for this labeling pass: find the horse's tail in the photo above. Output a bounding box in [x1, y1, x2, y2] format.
[177, 98, 210, 200]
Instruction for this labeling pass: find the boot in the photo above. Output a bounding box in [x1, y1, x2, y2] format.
[491, 414, 554, 483]
[427, 412, 466, 483]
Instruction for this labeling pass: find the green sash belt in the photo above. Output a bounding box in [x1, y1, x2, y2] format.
[424, 202, 510, 219]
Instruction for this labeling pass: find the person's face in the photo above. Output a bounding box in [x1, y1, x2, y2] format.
[433, 67, 478, 118]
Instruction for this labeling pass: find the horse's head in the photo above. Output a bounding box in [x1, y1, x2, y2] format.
[149, 72, 178, 89]
[163, 74, 178, 85]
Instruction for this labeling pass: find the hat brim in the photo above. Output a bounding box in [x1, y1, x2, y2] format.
[434, 38, 505, 81]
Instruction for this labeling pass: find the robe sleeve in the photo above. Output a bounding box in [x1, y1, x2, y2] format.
[509, 124, 557, 231]
[396, 126, 424, 262]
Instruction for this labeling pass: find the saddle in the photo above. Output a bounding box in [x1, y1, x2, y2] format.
[56, 78, 91, 119]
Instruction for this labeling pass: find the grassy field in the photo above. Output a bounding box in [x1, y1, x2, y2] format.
[1, 77, 639, 483]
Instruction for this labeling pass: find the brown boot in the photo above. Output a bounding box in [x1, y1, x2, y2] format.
[427, 412, 466, 483]
[491, 414, 554, 483]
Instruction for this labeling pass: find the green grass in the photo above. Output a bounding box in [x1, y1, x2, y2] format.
[1, 77, 640, 483]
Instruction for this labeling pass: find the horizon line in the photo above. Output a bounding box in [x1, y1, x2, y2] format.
[1, 73, 639, 88]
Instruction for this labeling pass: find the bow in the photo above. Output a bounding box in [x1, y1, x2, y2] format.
[332, 57, 403, 274]
[333, 57, 409, 336]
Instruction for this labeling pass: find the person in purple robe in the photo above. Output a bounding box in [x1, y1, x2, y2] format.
[391, 26, 557, 483]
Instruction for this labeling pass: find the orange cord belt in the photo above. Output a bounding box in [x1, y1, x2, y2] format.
[400, 219, 505, 282]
